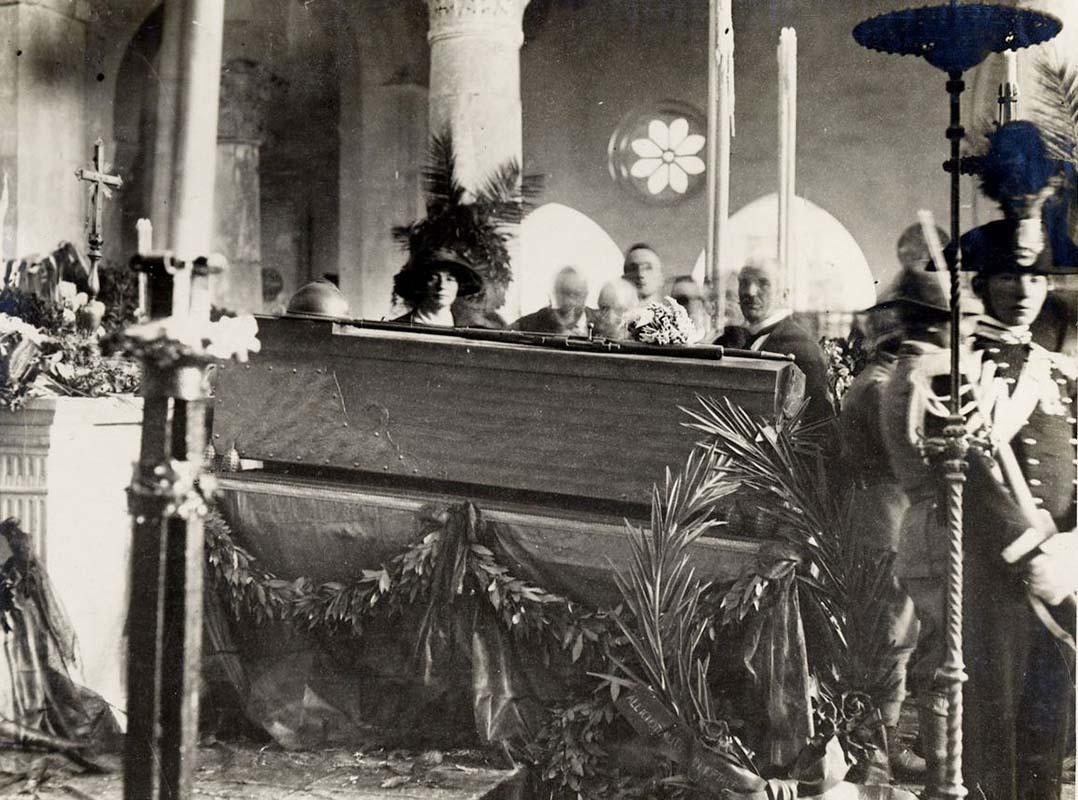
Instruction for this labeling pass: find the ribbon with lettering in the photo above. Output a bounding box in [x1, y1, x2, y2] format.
[615, 687, 915, 800]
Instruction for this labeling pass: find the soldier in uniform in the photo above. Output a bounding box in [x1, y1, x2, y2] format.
[960, 219, 1076, 800]
[881, 218, 1077, 800]
[841, 257, 953, 781]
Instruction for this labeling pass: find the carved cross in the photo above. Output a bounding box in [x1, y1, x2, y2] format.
[75, 138, 123, 296]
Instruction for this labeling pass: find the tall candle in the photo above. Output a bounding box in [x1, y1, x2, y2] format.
[135, 218, 152, 318]
[706, 0, 735, 332]
[1005, 49, 1019, 120]
[777, 28, 797, 307]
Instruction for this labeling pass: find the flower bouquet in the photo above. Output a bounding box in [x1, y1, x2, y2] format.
[626, 296, 697, 345]
[0, 314, 46, 406]
[0, 278, 142, 410]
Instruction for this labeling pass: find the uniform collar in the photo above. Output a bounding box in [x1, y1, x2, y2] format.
[974, 315, 1032, 346]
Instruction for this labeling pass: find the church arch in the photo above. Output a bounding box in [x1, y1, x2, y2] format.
[517, 203, 625, 315]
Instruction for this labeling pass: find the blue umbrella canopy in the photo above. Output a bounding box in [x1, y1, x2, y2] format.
[853, 3, 1061, 74]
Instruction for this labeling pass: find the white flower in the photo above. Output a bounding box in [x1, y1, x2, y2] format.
[629, 118, 706, 195]
[627, 297, 697, 346]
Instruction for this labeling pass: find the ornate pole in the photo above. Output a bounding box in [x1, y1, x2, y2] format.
[116, 2, 226, 799]
[933, 71, 969, 800]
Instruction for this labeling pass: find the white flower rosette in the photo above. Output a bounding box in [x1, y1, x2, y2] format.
[627, 297, 697, 346]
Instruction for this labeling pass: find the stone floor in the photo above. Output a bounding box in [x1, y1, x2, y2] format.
[0, 744, 524, 799]
[0, 738, 1071, 799]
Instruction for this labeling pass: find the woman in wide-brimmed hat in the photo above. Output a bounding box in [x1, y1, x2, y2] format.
[391, 249, 483, 327]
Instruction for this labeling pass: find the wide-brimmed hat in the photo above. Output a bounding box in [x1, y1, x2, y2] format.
[863, 266, 951, 317]
[959, 219, 1059, 276]
[398, 248, 483, 297]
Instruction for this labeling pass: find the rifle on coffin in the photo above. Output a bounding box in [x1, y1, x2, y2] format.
[318, 317, 797, 363]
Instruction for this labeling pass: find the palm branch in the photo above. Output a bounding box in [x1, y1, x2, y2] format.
[606, 446, 756, 769]
[1032, 56, 1078, 166]
[683, 397, 899, 706]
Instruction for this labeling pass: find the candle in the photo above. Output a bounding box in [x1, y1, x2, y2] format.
[136, 218, 153, 254]
[707, 0, 735, 331]
[777, 27, 797, 307]
[135, 218, 152, 318]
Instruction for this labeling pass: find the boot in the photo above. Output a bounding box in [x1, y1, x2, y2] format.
[886, 724, 927, 782]
[917, 702, 948, 798]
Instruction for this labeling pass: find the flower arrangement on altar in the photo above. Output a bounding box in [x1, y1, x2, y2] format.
[0, 266, 142, 409]
[627, 296, 697, 345]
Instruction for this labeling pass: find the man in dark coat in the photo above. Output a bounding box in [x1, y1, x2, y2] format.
[512, 266, 598, 335]
[715, 258, 833, 424]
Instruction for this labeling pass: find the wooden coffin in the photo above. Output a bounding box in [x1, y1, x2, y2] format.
[211, 316, 805, 511]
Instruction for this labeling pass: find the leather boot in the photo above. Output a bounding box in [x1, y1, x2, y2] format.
[917, 700, 948, 798]
[886, 724, 927, 781]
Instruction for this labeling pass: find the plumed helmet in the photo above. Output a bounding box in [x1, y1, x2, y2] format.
[980, 121, 1058, 206]
[286, 280, 351, 318]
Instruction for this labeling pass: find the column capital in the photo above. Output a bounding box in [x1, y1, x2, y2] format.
[217, 58, 285, 144]
[427, 0, 530, 46]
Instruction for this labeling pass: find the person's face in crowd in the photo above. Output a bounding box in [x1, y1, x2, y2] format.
[738, 265, 777, 326]
[553, 270, 588, 325]
[1014, 217, 1046, 267]
[623, 249, 664, 300]
[423, 268, 459, 311]
[595, 280, 637, 339]
[982, 271, 1049, 328]
[672, 280, 708, 328]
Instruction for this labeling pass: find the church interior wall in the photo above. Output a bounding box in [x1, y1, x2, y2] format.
[520, 0, 954, 292]
[19, 0, 1073, 320]
[0, 1, 94, 261]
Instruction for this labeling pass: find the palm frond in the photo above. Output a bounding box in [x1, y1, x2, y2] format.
[609, 447, 748, 762]
[1032, 56, 1078, 165]
[422, 131, 466, 215]
[685, 397, 899, 705]
[473, 161, 544, 226]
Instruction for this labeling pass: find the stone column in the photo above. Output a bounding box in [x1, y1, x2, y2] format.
[212, 58, 279, 312]
[427, 0, 529, 194]
[0, 1, 90, 260]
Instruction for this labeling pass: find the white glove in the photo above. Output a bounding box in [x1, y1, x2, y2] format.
[1027, 529, 1078, 606]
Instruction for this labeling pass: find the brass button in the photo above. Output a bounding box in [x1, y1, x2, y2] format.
[1005, 377, 1016, 384]
[988, 347, 1001, 355]
[1027, 458, 1040, 466]
[1023, 437, 1038, 445]
[1063, 397, 1073, 405]
[1029, 478, 1042, 487]
[1034, 497, 1045, 506]
[997, 362, 1010, 369]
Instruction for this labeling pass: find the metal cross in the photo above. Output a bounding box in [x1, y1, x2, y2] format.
[75, 137, 123, 297]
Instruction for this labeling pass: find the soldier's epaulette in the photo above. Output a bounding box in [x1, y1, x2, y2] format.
[1039, 346, 1078, 382]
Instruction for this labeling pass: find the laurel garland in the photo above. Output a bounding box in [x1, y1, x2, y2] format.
[203, 504, 619, 658]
